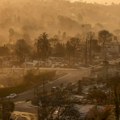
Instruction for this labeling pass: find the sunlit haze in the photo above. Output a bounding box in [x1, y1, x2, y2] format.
[70, 0, 120, 4]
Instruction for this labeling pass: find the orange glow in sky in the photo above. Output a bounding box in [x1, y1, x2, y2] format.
[71, 0, 120, 4]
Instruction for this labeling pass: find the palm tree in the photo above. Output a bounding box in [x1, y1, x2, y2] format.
[66, 37, 80, 65]
[35, 32, 51, 61]
[98, 30, 112, 61]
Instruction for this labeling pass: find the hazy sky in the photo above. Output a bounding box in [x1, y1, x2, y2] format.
[71, 0, 120, 4]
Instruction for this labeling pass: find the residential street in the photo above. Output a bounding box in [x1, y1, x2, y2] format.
[15, 67, 90, 101]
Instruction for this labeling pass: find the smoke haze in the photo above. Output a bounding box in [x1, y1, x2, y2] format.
[0, 0, 120, 44]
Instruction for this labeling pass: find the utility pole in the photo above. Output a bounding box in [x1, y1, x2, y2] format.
[40, 77, 48, 120]
[89, 32, 94, 65]
[85, 36, 88, 66]
[103, 37, 109, 81]
[35, 77, 47, 120]
[34, 87, 41, 120]
[85, 32, 93, 66]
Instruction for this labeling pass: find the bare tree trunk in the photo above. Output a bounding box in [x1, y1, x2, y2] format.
[114, 87, 120, 120]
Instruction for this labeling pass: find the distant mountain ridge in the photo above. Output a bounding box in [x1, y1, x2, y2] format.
[0, 0, 120, 43]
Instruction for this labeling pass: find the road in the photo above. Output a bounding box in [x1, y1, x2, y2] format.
[15, 67, 91, 101]
[13, 57, 120, 119]
[15, 101, 37, 113]
[15, 57, 120, 101]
